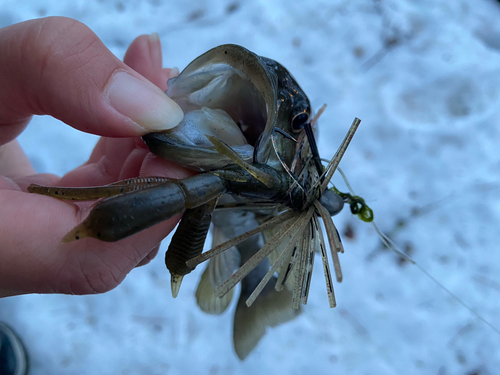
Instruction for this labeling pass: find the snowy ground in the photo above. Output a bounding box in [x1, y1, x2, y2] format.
[1, 0, 500, 374]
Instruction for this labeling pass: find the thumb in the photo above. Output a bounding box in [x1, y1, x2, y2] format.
[0, 17, 183, 145]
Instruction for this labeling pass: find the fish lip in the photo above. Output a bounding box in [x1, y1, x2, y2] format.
[142, 131, 216, 158]
[142, 132, 176, 161]
[142, 131, 200, 160]
[142, 132, 174, 153]
[142, 132, 238, 172]
[141, 132, 162, 151]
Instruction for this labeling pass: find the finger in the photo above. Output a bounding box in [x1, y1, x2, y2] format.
[0, 17, 183, 145]
[139, 153, 196, 180]
[14, 174, 60, 192]
[135, 243, 161, 268]
[58, 137, 146, 187]
[118, 147, 150, 180]
[0, 140, 36, 178]
[123, 33, 173, 91]
[55, 137, 192, 188]
[0, 186, 180, 296]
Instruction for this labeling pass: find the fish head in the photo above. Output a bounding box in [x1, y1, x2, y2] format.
[142, 44, 311, 173]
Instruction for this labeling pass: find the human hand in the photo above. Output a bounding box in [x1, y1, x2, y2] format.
[0, 17, 189, 297]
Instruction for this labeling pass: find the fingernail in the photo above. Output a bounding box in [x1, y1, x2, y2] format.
[170, 67, 180, 79]
[148, 32, 162, 69]
[106, 71, 184, 131]
[148, 32, 160, 42]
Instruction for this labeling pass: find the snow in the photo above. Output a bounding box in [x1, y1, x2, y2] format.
[1, 0, 500, 374]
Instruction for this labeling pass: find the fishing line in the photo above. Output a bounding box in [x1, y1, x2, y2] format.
[335, 166, 500, 336]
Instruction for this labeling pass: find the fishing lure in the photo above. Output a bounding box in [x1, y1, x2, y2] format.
[28, 44, 371, 359]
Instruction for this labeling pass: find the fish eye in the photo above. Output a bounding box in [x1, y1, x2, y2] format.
[291, 112, 309, 132]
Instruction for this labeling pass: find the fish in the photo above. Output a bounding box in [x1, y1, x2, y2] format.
[28, 44, 368, 359]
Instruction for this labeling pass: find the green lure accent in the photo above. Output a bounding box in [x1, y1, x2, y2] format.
[330, 186, 374, 223]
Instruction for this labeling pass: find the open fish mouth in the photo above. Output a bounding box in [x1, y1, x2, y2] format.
[143, 44, 311, 172]
[165, 61, 268, 146]
[143, 45, 271, 171]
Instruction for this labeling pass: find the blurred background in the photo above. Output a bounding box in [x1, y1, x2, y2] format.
[1, 0, 500, 374]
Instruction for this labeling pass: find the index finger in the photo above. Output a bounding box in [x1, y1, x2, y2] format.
[0, 17, 183, 145]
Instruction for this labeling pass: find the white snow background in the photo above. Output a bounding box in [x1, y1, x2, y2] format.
[1, 0, 500, 374]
